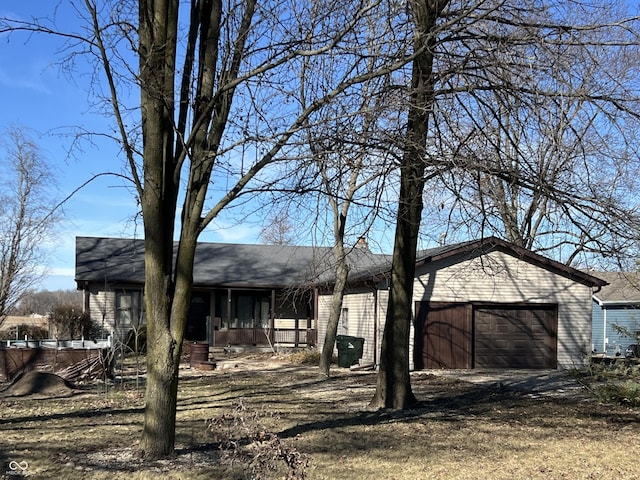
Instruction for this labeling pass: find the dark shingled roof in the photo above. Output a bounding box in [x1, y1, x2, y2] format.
[75, 237, 391, 288]
[415, 237, 607, 288]
[346, 236, 607, 288]
[75, 236, 607, 289]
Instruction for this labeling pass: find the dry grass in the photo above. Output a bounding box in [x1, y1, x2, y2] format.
[1, 354, 640, 479]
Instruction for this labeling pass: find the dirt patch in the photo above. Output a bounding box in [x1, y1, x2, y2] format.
[0, 371, 75, 398]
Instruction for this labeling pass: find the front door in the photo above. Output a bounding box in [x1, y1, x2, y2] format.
[186, 293, 210, 341]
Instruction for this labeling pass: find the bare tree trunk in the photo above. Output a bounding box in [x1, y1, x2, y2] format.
[0, 127, 59, 324]
[368, 160, 422, 409]
[319, 245, 349, 376]
[136, 0, 181, 457]
[140, 322, 179, 456]
[370, 0, 447, 410]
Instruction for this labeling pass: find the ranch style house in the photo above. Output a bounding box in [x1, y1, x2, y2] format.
[75, 236, 607, 370]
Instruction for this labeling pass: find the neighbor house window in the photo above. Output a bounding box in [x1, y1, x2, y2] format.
[116, 290, 144, 329]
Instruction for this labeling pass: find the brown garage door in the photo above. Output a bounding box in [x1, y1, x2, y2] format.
[474, 306, 557, 369]
[414, 302, 472, 369]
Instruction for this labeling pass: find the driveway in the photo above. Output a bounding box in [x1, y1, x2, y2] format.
[414, 368, 587, 398]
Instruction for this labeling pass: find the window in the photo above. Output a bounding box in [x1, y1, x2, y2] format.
[116, 290, 144, 328]
[217, 290, 271, 329]
[340, 307, 349, 335]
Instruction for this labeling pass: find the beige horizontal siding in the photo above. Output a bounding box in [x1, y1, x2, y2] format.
[318, 288, 378, 365]
[89, 290, 118, 338]
[326, 250, 593, 370]
[412, 250, 592, 368]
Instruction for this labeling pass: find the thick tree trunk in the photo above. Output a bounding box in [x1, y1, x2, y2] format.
[139, 239, 195, 459]
[138, 229, 180, 458]
[368, 159, 422, 409]
[369, 0, 446, 410]
[136, 0, 181, 458]
[140, 325, 180, 457]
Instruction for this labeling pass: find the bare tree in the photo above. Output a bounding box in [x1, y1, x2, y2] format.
[426, 1, 640, 266]
[1, 0, 418, 458]
[284, 0, 406, 377]
[369, 0, 449, 410]
[371, 0, 640, 409]
[0, 127, 60, 325]
[301, 72, 399, 376]
[16, 289, 83, 316]
[259, 210, 296, 246]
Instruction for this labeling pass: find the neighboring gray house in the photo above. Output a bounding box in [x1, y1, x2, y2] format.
[76, 236, 606, 369]
[592, 271, 640, 356]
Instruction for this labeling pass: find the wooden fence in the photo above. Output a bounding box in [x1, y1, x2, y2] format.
[0, 346, 112, 383]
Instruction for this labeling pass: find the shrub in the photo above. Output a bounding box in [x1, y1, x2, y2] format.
[0, 324, 48, 341]
[208, 400, 308, 479]
[594, 379, 640, 406]
[49, 303, 98, 339]
[578, 359, 640, 406]
[287, 348, 336, 366]
[288, 348, 321, 365]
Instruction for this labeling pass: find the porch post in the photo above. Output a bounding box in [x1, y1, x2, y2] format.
[227, 288, 232, 342]
[314, 287, 319, 346]
[270, 289, 276, 345]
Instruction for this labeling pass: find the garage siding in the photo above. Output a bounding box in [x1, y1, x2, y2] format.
[318, 288, 378, 365]
[412, 250, 593, 369]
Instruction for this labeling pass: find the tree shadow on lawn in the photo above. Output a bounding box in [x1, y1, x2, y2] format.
[0, 404, 145, 427]
[277, 379, 640, 443]
[278, 383, 512, 439]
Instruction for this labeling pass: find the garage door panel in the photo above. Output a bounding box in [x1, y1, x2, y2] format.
[474, 306, 557, 369]
[415, 303, 472, 369]
[416, 303, 557, 370]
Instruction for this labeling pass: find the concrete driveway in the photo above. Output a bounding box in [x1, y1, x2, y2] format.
[414, 368, 587, 398]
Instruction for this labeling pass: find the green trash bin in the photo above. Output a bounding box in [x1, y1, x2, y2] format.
[353, 336, 364, 359]
[336, 335, 365, 368]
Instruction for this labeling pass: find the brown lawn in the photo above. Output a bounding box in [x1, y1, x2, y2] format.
[1, 354, 639, 479]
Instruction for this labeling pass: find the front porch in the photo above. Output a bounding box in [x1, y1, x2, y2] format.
[186, 287, 318, 348]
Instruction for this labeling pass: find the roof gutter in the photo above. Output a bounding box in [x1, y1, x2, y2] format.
[593, 296, 640, 308]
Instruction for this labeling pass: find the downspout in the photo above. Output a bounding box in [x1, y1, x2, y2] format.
[82, 282, 90, 314]
[593, 285, 605, 354]
[603, 307, 607, 354]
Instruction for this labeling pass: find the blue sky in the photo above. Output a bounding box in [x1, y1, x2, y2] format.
[0, 3, 265, 291]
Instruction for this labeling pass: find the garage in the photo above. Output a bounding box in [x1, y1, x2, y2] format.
[414, 302, 558, 369]
[325, 236, 606, 369]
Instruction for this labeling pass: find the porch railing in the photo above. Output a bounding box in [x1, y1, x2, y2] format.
[214, 327, 317, 348]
